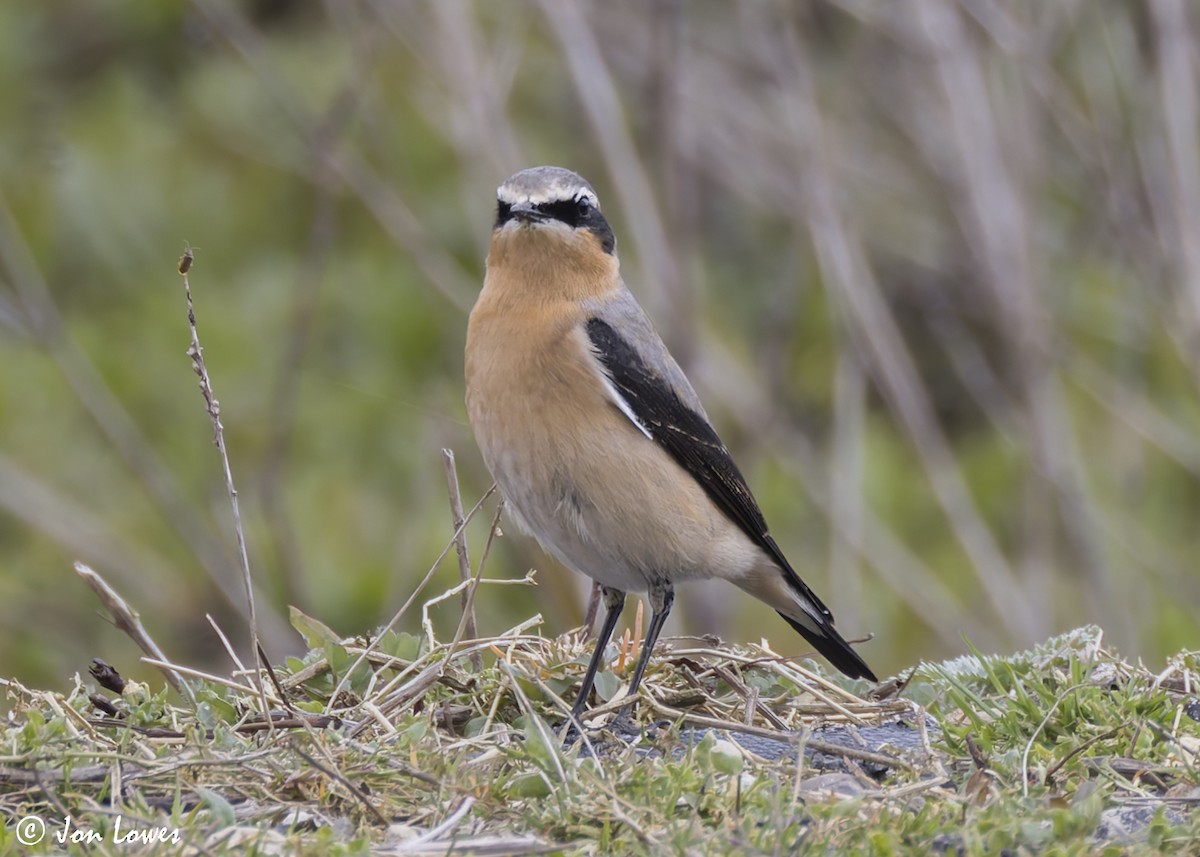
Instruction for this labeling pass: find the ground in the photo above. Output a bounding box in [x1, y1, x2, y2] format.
[1, 617, 1197, 855]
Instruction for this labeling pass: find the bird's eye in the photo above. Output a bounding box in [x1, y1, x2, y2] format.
[575, 196, 592, 216]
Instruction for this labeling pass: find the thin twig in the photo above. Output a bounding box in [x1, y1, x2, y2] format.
[205, 614, 248, 676]
[179, 253, 270, 724]
[73, 562, 194, 705]
[402, 797, 475, 848]
[289, 743, 390, 827]
[444, 499, 505, 671]
[442, 449, 481, 669]
[324, 485, 496, 715]
[139, 657, 265, 699]
[86, 713, 341, 739]
[258, 641, 294, 715]
[710, 664, 786, 730]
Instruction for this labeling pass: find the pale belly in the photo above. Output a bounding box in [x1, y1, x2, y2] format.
[468, 358, 765, 593]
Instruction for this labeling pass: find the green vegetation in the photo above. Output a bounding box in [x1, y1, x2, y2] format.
[1, 620, 1196, 854]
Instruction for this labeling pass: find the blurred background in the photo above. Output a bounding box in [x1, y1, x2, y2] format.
[1, 0, 1198, 691]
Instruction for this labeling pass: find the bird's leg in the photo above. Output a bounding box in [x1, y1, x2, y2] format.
[569, 586, 626, 725]
[622, 581, 675, 708]
[581, 582, 604, 640]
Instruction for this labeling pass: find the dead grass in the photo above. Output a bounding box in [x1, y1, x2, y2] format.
[2, 582, 1198, 855]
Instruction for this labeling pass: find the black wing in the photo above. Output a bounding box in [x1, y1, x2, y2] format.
[587, 317, 876, 681]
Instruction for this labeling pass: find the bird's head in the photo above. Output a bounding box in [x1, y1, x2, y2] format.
[489, 167, 617, 272]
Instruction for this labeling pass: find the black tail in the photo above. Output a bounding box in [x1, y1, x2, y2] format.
[777, 612, 877, 681]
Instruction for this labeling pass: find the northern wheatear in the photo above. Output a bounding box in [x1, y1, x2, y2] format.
[465, 166, 876, 722]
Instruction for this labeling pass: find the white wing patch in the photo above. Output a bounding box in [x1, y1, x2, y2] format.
[598, 373, 653, 440]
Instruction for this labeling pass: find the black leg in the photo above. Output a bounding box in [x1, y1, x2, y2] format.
[569, 586, 626, 722]
[622, 582, 674, 706]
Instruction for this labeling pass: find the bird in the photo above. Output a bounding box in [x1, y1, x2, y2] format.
[465, 166, 876, 724]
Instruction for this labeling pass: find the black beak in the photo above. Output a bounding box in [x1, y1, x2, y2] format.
[511, 202, 547, 223]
